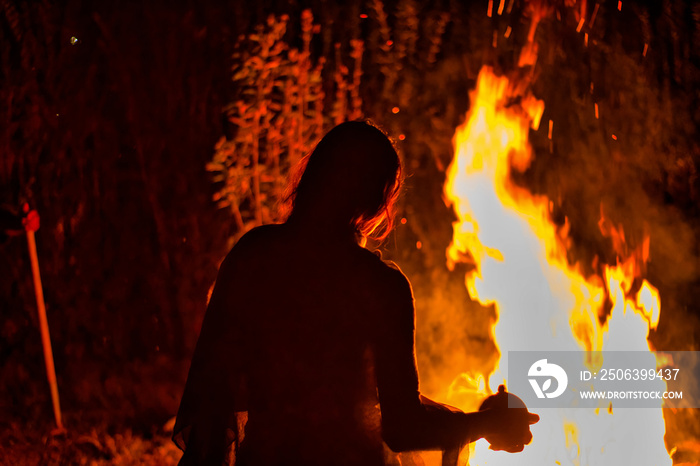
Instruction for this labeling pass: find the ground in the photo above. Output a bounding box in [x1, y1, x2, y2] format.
[0, 355, 187, 465]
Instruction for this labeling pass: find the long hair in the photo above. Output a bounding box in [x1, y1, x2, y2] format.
[285, 121, 402, 241]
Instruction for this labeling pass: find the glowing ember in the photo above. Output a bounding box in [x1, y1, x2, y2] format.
[442, 67, 671, 465]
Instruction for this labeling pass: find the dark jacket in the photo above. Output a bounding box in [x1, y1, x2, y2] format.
[174, 222, 471, 465]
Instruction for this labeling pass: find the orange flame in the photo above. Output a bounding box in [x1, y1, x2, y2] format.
[442, 67, 671, 465]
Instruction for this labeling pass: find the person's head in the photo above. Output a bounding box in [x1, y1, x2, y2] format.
[287, 121, 402, 241]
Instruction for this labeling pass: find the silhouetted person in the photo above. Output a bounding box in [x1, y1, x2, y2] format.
[173, 121, 538, 465]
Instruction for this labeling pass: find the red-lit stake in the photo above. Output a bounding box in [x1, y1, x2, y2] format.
[26, 229, 64, 433]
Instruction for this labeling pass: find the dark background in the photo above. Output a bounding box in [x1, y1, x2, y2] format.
[1, 0, 698, 463]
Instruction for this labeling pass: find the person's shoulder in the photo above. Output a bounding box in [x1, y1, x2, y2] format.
[230, 224, 284, 252]
[353, 246, 386, 269]
[353, 247, 412, 293]
[219, 224, 283, 270]
[239, 223, 283, 243]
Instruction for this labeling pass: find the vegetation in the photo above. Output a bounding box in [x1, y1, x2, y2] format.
[208, 10, 363, 232]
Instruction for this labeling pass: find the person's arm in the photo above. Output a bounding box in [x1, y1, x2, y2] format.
[374, 267, 533, 453]
[373, 268, 486, 451]
[174, 251, 248, 465]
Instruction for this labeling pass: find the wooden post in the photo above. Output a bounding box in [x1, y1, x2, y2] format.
[26, 229, 64, 432]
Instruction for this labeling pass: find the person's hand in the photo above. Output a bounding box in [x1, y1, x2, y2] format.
[21, 204, 40, 232]
[484, 407, 539, 452]
[479, 385, 539, 453]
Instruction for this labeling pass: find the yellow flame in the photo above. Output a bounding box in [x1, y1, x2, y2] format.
[636, 281, 661, 330]
[442, 67, 671, 466]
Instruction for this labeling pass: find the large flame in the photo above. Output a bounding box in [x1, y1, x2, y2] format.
[443, 67, 671, 465]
